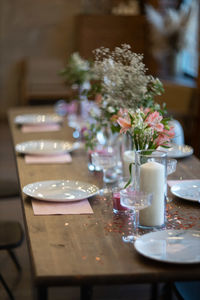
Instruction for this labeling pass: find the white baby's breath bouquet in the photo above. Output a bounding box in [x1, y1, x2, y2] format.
[93, 44, 164, 109]
[59, 52, 95, 90]
[83, 44, 166, 149]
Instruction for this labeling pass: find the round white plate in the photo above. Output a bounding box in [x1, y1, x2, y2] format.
[171, 181, 200, 202]
[14, 114, 63, 125]
[15, 140, 79, 155]
[23, 180, 99, 202]
[134, 230, 200, 264]
[160, 143, 193, 158]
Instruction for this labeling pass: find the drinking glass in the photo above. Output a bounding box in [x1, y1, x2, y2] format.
[120, 189, 152, 242]
[91, 145, 119, 187]
[166, 158, 177, 202]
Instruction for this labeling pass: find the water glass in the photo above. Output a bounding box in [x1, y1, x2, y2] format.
[120, 188, 152, 242]
[167, 158, 177, 202]
[91, 145, 119, 184]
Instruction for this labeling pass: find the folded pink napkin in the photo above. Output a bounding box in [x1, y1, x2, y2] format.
[32, 199, 93, 215]
[168, 179, 200, 187]
[25, 154, 72, 164]
[21, 124, 61, 133]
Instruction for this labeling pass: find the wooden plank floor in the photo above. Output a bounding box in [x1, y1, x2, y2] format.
[0, 120, 177, 300]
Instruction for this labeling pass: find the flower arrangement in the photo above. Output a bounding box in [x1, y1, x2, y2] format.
[117, 107, 174, 188]
[117, 108, 174, 151]
[59, 52, 95, 88]
[83, 44, 167, 149]
[93, 44, 164, 110]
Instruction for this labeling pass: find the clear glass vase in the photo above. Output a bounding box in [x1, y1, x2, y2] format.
[135, 149, 167, 229]
[88, 126, 122, 179]
[121, 134, 136, 186]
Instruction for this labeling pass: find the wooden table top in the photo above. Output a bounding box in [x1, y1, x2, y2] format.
[8, 106, 200, 287]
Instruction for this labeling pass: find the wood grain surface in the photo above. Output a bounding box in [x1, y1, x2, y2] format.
[8, 106, 200, 287]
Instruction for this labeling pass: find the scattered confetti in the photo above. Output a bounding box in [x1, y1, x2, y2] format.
[97, 192, 200, 239]
[96, 256, 101, 261]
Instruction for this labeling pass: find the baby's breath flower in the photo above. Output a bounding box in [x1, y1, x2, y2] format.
[60, 52, 94, 87]
[92, 44, 163, 110]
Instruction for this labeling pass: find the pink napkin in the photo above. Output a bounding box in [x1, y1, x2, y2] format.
[21, 124, 61, 133]
[168, 179, 200, 187]
[32, 199, 93, 215]
[25, 154, 72, 164]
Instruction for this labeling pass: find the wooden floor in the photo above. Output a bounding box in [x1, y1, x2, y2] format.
[0, 120, 177, 300]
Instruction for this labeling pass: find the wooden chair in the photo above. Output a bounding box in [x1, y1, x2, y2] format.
[75, 14, 157, 75]
[0, 180, 19, 198]
[173, 282, 200, 300]
[19, 58, 71, 106]
[0, 221, 24, 300]
[155, 79, 197, 147]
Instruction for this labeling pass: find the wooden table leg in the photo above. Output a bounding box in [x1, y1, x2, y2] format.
[36, 286, 48, 300]
[80, 285, 93, 300]
[150, 283, 158, 300]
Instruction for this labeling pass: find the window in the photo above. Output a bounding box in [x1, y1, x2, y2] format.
[180, 0, 199, 78]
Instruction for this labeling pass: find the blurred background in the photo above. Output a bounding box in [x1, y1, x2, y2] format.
[0, 0, 199, 153]
[0, 1, 199, 299]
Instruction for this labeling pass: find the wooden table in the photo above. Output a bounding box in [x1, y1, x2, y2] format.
[8, 106, 200, 300]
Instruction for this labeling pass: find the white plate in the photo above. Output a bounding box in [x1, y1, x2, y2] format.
[14, 114, 63, 125]
[160, 143, 193, 158]
[23, 180, 99, 202]
[15, 140, 79, 155]
[171, 180, 200, 202]
[134, 230, 200, 264]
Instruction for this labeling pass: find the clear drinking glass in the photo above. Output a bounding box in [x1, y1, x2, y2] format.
[135, 150, 167, 229]
[91, 145, 119, 187]
[166, 158, 177, 202]
[120, 189, 152, 242]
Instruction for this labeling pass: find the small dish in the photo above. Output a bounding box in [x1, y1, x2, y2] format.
[23, 180, 99, 202]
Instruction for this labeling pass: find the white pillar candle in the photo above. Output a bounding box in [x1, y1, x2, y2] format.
[123, 150, 135, 177]
[139, 161, 165, 227]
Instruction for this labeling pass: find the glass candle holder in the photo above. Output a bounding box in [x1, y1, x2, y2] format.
[122, 150, 135, 178]
[111, 176, 130, 214]
[112, 188, 127, 214]
[166, 158, 177, 202]
[135, 150, 167, 229]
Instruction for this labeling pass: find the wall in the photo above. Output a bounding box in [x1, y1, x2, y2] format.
[0, 0, 82, 119]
